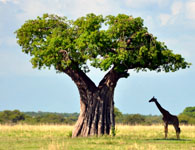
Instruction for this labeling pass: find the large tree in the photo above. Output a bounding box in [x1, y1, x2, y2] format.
[15, 13, 190, 137]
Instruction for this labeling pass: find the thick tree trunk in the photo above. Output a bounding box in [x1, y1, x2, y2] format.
[72, 85, 115, 137]
[61, 65, 128, 137]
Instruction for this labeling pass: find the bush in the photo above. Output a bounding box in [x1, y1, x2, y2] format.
[114, 107, 123, 123]
[179, 106, 195, 125]
[122, 114, 145, 125]
[0, 110, 25, 124]
[182, 107, 195, 117]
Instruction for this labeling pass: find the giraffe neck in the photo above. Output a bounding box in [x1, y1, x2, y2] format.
[154, 101, 168, 116]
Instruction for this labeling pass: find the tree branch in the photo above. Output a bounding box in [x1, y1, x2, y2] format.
[56, 63, 97, 104]
[64, 66, 97, 91]
[98, 66, 129, 89]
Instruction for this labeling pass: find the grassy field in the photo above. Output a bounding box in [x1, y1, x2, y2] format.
[0, 124, 195, 150]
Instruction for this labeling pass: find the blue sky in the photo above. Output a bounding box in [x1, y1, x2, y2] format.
[0, 0, 195, 115]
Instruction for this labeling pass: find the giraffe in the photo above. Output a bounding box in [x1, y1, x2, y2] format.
[149, 97, 181, 139]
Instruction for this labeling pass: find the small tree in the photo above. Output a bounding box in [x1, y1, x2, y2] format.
[179, 107, 195, 124]
[15, 13, 190, 137]
[182, 107, 195, 117]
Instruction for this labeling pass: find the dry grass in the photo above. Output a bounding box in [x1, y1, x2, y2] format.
[0, 124, 73, 131]
[0, 124, 195, 150]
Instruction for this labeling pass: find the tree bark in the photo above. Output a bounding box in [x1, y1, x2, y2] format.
[72, 88, 115, 137]
[61, 66, 128, 137]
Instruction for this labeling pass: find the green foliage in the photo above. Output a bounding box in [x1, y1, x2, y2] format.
[111, 126, 116, 137]
[122, 114, 146, 125]
[179, 106, 195, 124]
[114, 107, 123, 123]
[114, 107, 162, 125]
[67, 131, 73, 138]
[15, 13, 190, 74]
[0, 109, 162, 125]
[0, 110, 25, 123]
[144, 115, 163, 125]
[0, 110, 79, 125]
[182, 107, 195, 117]
[24, 111, 79, 125]
[24, 111, 79, 118]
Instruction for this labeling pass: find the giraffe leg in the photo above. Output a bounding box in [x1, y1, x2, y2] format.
[173, 124, 180, 139]
[164, 123, 168, 139]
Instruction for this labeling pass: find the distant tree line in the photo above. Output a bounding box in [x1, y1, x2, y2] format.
[0, 107, 194, 125]
[114, 107, 163, 125]
[0, 110, 78, 125]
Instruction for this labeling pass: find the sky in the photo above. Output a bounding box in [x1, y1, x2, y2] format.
[0, 0, 195, 115]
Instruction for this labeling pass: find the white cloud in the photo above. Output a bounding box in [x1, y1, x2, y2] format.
[171, 1, 183, 16]
[0, 0, 19, 4]
[13, 0, 121, 23]
[16, 0, 65, 22]
[159, 1, 195, 26]
[159, 14, 171, 26]
[70, 0, 120, 18]
[159, 1, 184, 26]
[156, 0, 170, 7]
[0, 0, 7, 3]
[186, 0, 195, 20]
[125, 0, 156, 8]
[124, 0, 170, 8]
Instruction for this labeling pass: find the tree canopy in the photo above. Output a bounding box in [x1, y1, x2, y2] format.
[181, 107, 195, 118]
[15, 13, 190, 76]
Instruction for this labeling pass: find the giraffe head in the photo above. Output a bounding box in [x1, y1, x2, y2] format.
[149, 96, 157, 103]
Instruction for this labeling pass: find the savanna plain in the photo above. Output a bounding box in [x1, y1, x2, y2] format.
[0, 124, 194, 150]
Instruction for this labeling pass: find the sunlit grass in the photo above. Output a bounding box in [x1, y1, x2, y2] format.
[0, 124, 195, 150]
